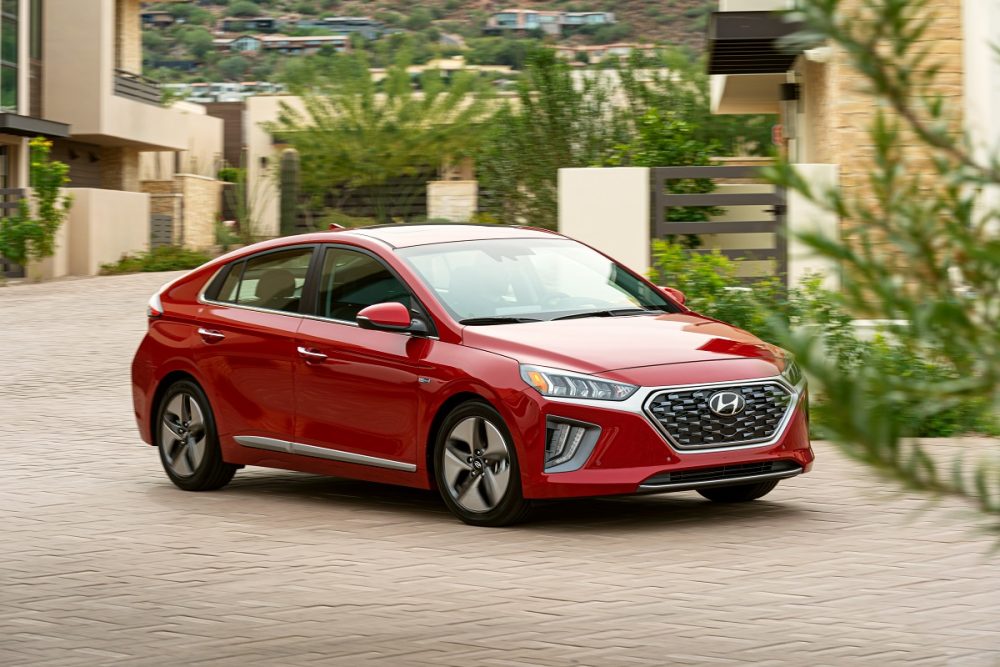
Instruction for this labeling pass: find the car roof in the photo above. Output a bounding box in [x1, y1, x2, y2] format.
[342, 223, 563, 249]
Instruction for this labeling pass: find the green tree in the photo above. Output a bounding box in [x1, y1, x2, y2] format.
[0, 138, 73, 270]
[268, 53, 491, 223]
[476, 49, 627, 229]
[768, 0, 1000, 517]
[217, 55, 250, 80]
[178, 27, 215, 60]
[228, 1, 263, 17]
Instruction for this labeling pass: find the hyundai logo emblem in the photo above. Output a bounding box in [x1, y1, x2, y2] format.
[708, 391, 746, 416]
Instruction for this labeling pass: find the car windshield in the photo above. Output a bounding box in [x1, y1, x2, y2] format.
[397, 237, 676, 323]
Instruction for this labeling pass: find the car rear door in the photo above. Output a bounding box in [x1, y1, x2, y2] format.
[195, 245, 316, 443]
[293, 245, 431, 472]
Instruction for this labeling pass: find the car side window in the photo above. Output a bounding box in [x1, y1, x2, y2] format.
[319, 247, 412, 322]
[214, 248, 313, 313]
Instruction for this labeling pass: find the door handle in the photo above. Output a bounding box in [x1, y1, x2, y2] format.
[297, 346, 328, 363]
[197, 328, 226, 343]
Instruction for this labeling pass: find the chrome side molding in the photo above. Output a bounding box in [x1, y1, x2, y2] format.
[234, 435, 417, 473]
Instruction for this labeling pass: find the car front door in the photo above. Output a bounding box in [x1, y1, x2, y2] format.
[195, 245, 315, 443]
[293, 245, 432, 471]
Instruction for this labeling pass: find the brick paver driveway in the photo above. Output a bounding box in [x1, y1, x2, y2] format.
[1, 272, 998, 666]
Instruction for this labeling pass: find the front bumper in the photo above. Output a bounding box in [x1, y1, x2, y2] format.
[514, 379, 814, 500]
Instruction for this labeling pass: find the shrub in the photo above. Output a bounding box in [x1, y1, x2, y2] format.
[100, 246, 212, 275]
[650, 241, 998, 440]
[0, 138, 73, 269]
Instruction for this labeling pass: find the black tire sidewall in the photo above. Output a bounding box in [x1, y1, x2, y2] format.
[434, 401, 529, 526]
[155, 380, 225, 491]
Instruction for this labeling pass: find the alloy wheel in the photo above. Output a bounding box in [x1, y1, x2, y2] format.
[441, 416, 512, 513]
[160, 392, 207, 478]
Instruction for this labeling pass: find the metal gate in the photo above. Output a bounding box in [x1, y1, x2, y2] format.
[650, 166, 786, 283]
[0, 188, 26, 278]
[150, 213, 174, 248]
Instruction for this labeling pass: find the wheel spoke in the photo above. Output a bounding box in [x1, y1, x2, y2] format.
[480, 422, 508, 460]
[183, 442, 198, 473]
[162, 416, 185, 441]
[186, 400, 204, 431]
[448, 417, 476, 451]
[442, 442, 472, 487]
[187, 435, 206, 470]
[171, 442, 192, 476]
[486, 462, 510, 502]
[180, 394, 192, 423]
[456, 473, 489, 513]
[480, 468, 500, 507]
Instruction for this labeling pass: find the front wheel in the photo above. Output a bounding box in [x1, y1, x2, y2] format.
[434, 401, 532, 527]
[697, 480, 779, 503]
[156, 380, 237, 491]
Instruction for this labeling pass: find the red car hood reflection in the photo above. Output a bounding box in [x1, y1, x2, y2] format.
[461, 314, 784, 375]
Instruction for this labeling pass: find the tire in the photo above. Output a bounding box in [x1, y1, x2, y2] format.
[697, 480, 779, 503]
[434, 401, 532, 527]
[155, 380, 237, 491]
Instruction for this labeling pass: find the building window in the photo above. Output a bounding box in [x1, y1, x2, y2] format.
[0, 0, 18, 112]
[29, 0, 39, 59]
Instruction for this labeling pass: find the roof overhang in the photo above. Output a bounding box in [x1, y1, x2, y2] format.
[707, 11, 805, 75]
[710, 72, 786, 115]
[0, 113, 71, 139]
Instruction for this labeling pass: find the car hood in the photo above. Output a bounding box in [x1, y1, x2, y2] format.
[461, 313, 786, 376]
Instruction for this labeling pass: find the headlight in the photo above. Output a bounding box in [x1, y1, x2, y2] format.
[781, 358, 804, 387]
[520, 364, 638, 401]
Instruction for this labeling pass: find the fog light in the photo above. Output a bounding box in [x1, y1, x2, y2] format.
[545, 418, 599, 470]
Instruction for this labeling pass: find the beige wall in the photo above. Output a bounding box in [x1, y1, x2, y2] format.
[65, 189, 150, 276]
[246, 96, 304, 237]
[559, 167, 651, 275]
[44, 0, 194, 152]
[139, 103, 225, 181]
[427, 181, 477, 222]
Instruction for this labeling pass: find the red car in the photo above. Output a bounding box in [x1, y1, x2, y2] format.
[131, 224, 813, 526]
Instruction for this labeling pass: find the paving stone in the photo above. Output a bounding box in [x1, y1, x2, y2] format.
[0, 272, 998, 665]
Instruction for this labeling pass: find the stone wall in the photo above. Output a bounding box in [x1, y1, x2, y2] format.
[100, 146, 140, 192]
[813, 0, 963, 214]
[177, 175, 222, 250]
[116, 0, 142, 72]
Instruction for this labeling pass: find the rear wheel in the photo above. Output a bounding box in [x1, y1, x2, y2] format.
[156, 380, 236, 491]
[698, 480, 779, 503]
[434, 401, 531, 527]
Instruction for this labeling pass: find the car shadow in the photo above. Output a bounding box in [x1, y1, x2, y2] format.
[196, 470, 813, 533]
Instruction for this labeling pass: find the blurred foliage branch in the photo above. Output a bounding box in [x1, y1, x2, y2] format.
[768, 0, 999, 517]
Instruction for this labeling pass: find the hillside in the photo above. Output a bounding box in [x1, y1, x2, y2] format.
[239, 0, 718, 48]
[143, 0, 717, 82]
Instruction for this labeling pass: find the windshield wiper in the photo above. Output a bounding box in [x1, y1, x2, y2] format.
[552, 308, 658, 321]
[459, 316, 543, 325]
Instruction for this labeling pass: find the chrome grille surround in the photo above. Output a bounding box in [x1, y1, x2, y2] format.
[643, 378, 798, 451]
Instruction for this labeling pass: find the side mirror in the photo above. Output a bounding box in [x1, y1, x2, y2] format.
[659, 286, 686, 306]
[357, 302, 429, 336]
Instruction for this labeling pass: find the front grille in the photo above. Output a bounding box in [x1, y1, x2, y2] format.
[642, 460, 801, 487]
[645, 381, 793, 449]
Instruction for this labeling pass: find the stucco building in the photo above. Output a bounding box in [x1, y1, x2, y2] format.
[0, 0, 224, 278]
[707, 0, 998, 224]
